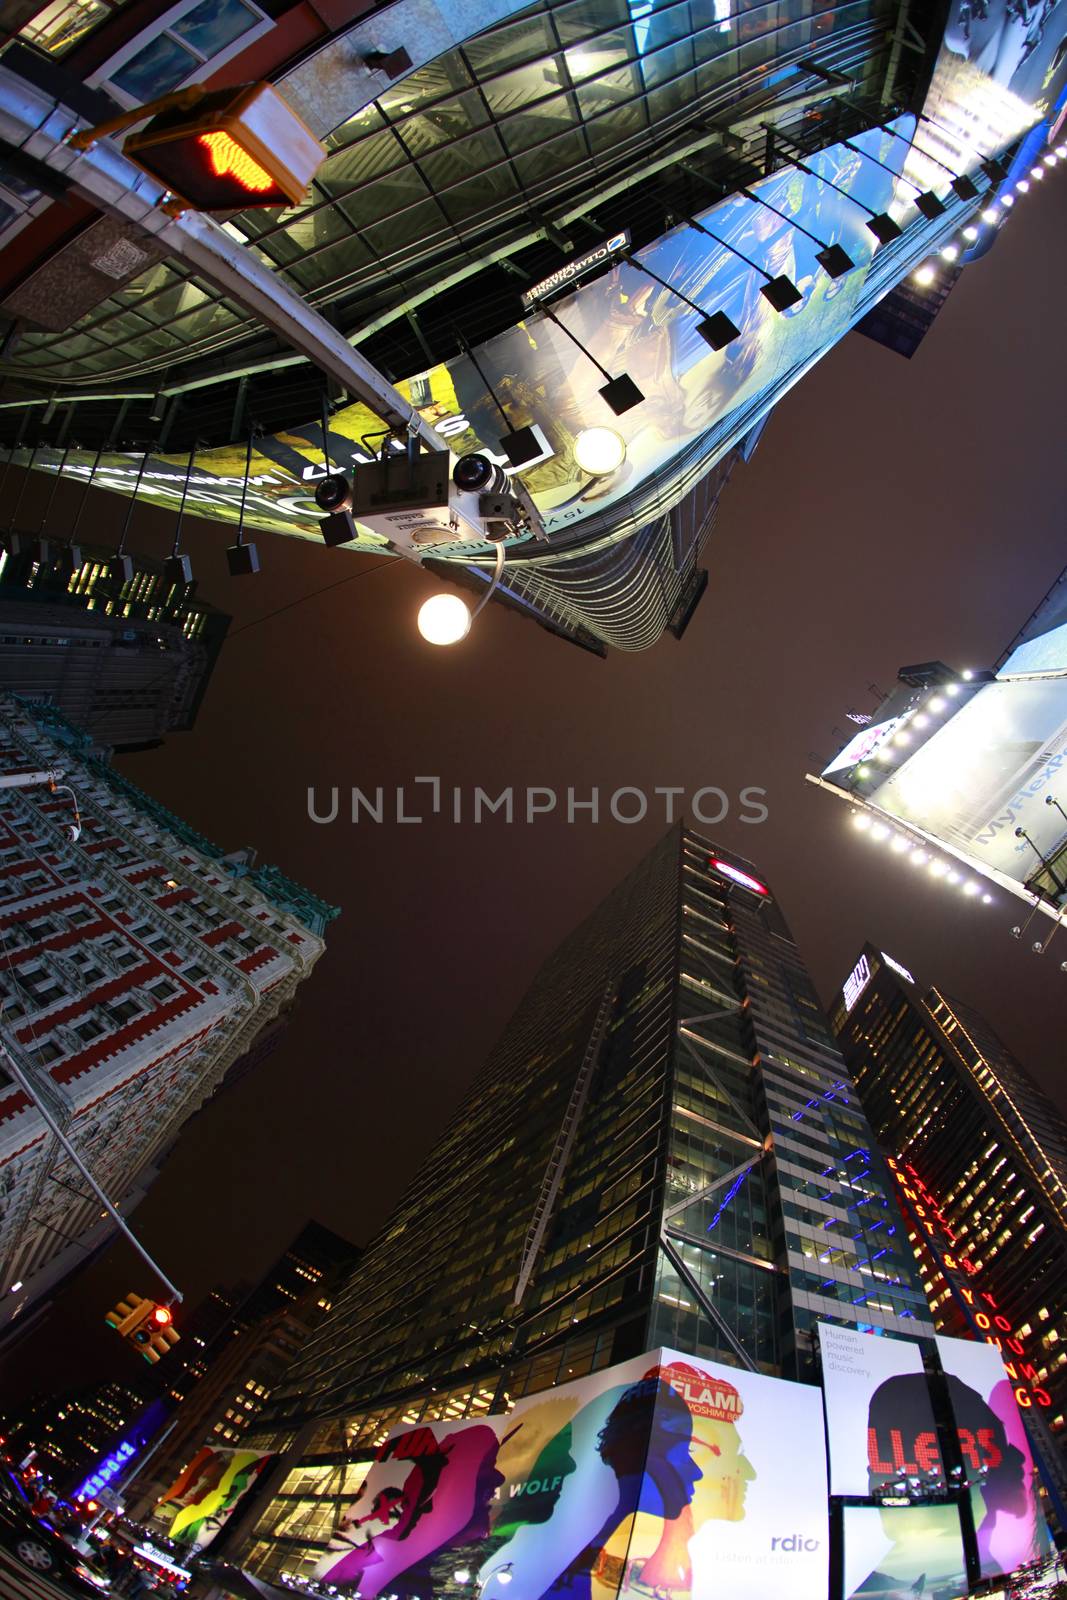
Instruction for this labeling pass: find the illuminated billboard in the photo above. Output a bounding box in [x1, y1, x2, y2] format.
[311, 1346, 829, 1600]
[820, 1321, 1052, 1590]
[818, 1322, 939, 1497]
[934, 1336, 1053, 1579]
[3, 119, 927, 558]
[843, 1502, 967, 1600]
[159, 1445, 275, 1547]
[868, 678, 1067, 895]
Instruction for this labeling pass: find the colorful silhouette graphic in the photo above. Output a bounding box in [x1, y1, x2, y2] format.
[161, 1447, 273, 1547]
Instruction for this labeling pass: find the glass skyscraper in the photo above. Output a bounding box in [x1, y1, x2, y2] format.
[228, 829, 930, 1582]
[830, 943, 1067, 1449]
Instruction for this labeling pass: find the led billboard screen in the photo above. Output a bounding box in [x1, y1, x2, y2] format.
[843, 1503, 967, 1600]
[311, 1346, 829, 1600]
[934, 1336, 1053, 1578]
[868, 679, 1067, 893]
[2, 119, 922, 556]
[821, 1322, 1053, 1592]
[819, 1322, 940, 1497]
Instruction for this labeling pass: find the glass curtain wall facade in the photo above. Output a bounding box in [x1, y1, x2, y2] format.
[230, 830, 929, 1583]
[830, 946, 1067, 1445]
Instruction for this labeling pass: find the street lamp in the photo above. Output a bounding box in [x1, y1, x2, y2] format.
[417, 541, 506, 647]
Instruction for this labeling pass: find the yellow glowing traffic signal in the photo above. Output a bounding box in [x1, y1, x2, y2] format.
[123, 82, 325, 210]
[106, 1294, 180, 1361]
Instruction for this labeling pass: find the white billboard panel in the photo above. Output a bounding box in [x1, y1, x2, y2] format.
[934, 1336, 1052, 1579]
[818, 1322, 940, 1496]
[870, 680, 1067, 891]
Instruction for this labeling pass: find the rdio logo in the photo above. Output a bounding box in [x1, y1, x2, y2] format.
[771, 1535, 821, 1551]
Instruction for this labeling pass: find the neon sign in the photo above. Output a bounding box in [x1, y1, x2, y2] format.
[708, 858, 769, 896]
[879, 952, 914, 984]
[843, 954, 872, 1012]
[76, 1439, 136, 1499]
[887, 1157, 1051, 1409]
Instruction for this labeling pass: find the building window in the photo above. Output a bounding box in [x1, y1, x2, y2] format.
[18, 0, 121, 59]
[100, 0, 267, 103]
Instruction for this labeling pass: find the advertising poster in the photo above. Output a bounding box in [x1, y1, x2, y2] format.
[311, 1345, 828, 1600]
[843, 1503, 967, 1600]
[869, 679, 1067, 890]
[933, 1336, 1052, 1578]
[158, 1445, 275, 1547]
[0, 119, 917, 554]
[818, 1322, 942, 1496]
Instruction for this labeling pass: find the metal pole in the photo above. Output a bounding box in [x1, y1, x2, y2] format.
[0, 1042, 182, 1303]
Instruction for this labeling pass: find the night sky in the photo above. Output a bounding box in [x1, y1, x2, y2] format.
[2, 174, 1065, 1406]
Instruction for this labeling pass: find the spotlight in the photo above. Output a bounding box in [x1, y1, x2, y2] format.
[913, 263, 937, 286]
[417, 592, 471, 646]
[1000, 194, 1014, 208]
[1016, 179, 1030, 193]
[697, 311, 741, 351]
[573, 428, 627, 476]
[894, 732, 911, 746]
[1043, 153, 1058, 166]
[962, 226, 979, 242]
[314, 472, 357, 547]
[946, 870, 960, 884]
[929, 860, 947, 877]
[163, 553, 193, 585]
[226, 542, 261, 576]
[1030, 166, 1044, 180]
[815, 243, 855, 278]
[866, 213, 903, 246]
[946, 683, 961, 695]
[760, 275, 803, 312]
[498, 424, 552, 469]
[940, 244, 959, 262]
[981, 207, 999, 223]
[914, 192, 947, 220]
[55, 544, 84, 580]
[453, 454, 509, 495]
[891, 837, 909, 854]
[929, 696, 946, 712]
[963, 881, 979, 896]
[871, 822, 890, 841]
[981, 894, 992, 904]
[961, 669, 973, 680]
[856, 765, 871, 779]
[598, 373, 644, 416]
[910, 849, 927, 865]
[913, 713, 929, 728]
[852, 813, 871, 830]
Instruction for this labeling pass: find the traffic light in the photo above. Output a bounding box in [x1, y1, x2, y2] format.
[105, 1293, 150, 1336]
[123, 82, 325, 210]
[106, 1295, 180, 1361]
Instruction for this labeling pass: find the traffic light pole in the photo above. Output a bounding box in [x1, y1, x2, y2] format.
[0, 1042, 183, 1305]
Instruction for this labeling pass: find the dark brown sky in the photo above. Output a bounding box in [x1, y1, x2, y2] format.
[3, 172, 1066, 1404]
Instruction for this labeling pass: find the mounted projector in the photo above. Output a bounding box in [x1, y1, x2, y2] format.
[313, 451, 544, 556]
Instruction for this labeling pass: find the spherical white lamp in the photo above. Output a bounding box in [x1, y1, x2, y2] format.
[417, 592, 471, 646]
[573, 427, 627, 476]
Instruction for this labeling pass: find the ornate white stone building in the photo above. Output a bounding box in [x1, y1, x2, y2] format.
[0, 693, 336, 1341]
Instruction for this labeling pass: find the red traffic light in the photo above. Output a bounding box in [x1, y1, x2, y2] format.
[152, 1305, 172, 1326]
